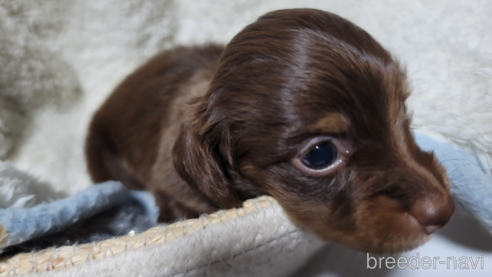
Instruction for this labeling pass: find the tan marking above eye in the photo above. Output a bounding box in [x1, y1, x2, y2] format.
[309, 112, 350, 134]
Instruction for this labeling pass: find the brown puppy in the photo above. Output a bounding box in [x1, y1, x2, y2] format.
[85, 9, 454, 253]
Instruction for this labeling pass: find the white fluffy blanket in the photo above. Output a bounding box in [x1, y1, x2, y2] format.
[0, 0, 491, 276]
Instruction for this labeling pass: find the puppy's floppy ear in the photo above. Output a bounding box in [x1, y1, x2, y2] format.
[172, 105, 242, 209]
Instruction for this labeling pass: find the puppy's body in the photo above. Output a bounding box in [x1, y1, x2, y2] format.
[86, 46, 223, 221]
[86, 9, 454, 253]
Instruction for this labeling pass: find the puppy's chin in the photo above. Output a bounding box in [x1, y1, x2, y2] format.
[330, 200, 432, 254]
[280, 195, 441, 254]
[323, 224, 432, 255]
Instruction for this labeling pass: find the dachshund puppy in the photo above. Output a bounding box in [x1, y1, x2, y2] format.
[85, 8, 454, 253]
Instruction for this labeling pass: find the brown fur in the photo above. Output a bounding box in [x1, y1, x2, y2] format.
[85, 9, 454, 253]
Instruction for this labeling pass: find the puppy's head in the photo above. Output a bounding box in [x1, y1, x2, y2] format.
[173, 9, 454, 253]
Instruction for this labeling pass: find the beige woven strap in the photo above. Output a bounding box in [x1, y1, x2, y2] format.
[0, 196, 276, 276]
[0, 225, 6, 248]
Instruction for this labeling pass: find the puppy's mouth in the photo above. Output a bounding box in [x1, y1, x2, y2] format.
[362, 194, 454, 253]
[292, 193, 455, 254]
[366, 195, 454, 253]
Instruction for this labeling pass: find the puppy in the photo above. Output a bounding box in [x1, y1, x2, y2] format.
[85, 9, 454, 253]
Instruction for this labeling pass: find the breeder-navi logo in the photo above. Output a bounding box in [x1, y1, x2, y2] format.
[367, 253, 485, 270]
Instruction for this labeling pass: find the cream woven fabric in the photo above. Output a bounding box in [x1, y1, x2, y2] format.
[0, 196, 323, 276]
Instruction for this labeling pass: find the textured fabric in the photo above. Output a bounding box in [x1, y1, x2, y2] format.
[0, 162, 65, 209]
[0, 197, 324, 277]
[0, 182, 158, 249]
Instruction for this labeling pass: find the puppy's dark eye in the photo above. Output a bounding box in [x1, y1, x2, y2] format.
[302, 142, 338, 169]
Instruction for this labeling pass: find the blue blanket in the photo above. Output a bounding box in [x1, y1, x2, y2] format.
[0, 182, 159, 252]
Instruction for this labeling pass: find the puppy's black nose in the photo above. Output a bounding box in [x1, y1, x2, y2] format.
[410, 196, 455, 234]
